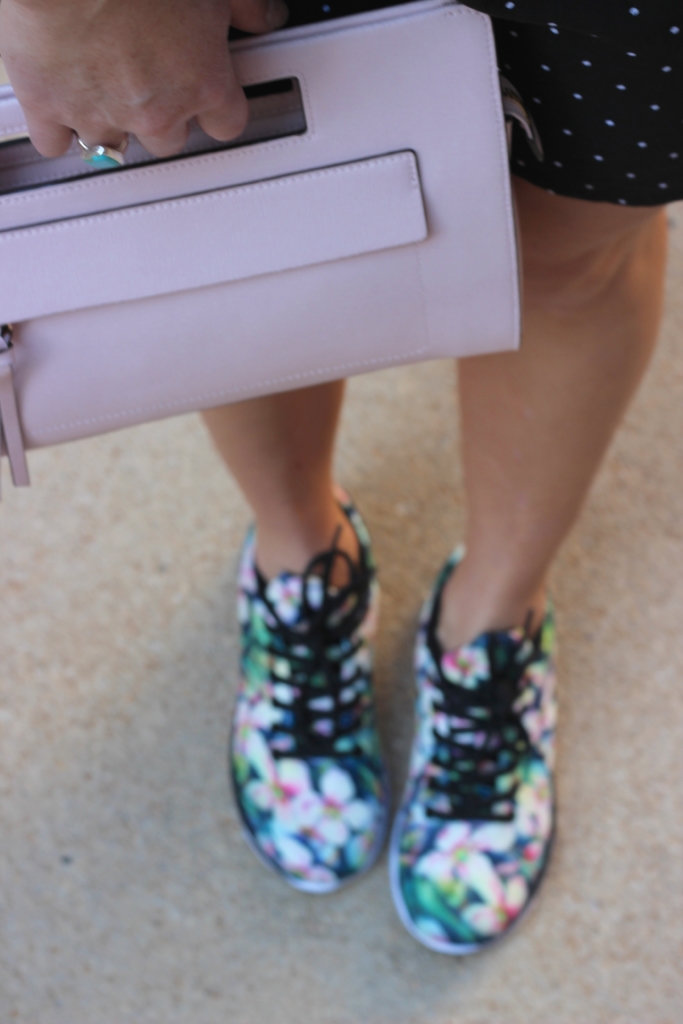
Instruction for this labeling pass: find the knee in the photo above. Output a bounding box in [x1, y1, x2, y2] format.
[521, 218, 661, 317]
[512, 180, 667, 318]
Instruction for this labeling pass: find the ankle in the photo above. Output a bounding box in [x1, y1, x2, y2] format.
[437, 556, 547, 650]
[254, 494, 359, 582]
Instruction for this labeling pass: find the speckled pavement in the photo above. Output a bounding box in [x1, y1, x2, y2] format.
[1, 164, 681, 1021]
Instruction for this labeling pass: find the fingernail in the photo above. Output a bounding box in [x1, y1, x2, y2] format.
[267, 0, 289, 28]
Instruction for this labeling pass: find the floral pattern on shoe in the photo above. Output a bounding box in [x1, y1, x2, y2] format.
[231, 492, 388, 892]
[390, 549, 557, 952]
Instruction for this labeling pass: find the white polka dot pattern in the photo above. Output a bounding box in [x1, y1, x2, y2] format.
[465, 0, 683, 204]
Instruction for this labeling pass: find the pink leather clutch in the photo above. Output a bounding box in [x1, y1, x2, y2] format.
[0, 0, 520, 491]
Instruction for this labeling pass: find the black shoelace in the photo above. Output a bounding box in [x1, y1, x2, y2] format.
[253, 532, 373, 759]
[425, 611, 540, 823]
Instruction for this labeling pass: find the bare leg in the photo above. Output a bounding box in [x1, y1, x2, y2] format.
[439, 179, 668, 649]
[202, 381, 357, 581]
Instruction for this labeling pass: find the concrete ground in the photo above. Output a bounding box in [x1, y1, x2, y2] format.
[1, 203, 682, 1023]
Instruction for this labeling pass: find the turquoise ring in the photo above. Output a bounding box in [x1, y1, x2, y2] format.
[77, 136, 128, 169]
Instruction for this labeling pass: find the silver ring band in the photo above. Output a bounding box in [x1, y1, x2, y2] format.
[77, 136, 128, 169]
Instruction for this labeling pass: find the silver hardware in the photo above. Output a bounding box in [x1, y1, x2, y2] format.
[500, 75, 544, 163]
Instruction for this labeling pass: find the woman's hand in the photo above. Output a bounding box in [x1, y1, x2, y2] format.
[0, 0, 288, 157]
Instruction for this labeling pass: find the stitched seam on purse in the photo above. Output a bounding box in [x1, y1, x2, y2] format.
[0, 152, 420, 241]
[33, 345, 430, 437]
[295, 3, 467, 45]
[0, 133, 314, 208]
[0, 71, 314, 211]
[412, 241, 432, 353]
[280, 1, 467, 47]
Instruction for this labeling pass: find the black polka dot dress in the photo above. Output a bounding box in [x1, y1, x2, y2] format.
[463, 0, 683, 205]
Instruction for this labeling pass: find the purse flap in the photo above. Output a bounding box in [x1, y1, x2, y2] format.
[0, 150, 427, 323]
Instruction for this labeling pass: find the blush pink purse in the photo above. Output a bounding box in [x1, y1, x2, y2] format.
[0, 0, 523, 491]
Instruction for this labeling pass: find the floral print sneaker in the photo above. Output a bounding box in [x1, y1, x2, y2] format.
[230, 492, 389, 893]
[390, 549, 557, 954]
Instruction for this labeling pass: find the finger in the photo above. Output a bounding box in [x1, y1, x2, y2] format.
[135, 120, 190, 158]
[22, 109, 73, 157]
[231, 0, 289, 34]
[196, 82, 249, 142]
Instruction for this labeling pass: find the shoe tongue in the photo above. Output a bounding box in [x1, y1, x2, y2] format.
[265, 572, 326, 628]
[439, 626, 527, 689]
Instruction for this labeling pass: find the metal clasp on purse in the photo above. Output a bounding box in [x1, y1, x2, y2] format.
[0, 323, 30, 492]
[499, 75, 544, 163]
